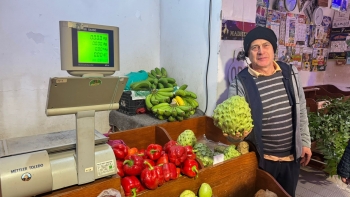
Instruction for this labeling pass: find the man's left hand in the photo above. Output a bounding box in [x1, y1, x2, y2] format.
[300, 147, 312, 167]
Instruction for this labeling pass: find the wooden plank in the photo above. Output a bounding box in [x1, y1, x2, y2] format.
[255, 169, 291, 197]
[39, 175, 120, 197]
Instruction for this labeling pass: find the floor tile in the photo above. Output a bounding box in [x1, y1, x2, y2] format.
[299, 190, 323, 197]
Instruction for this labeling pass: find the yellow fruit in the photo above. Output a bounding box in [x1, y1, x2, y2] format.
[175, 96, 185, 106]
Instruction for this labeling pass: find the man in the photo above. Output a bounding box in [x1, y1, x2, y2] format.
[338, 141, 350, 185]
[228, 26, 312, 197]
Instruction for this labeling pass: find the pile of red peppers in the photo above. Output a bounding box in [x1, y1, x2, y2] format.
[111, 140, 200, 196]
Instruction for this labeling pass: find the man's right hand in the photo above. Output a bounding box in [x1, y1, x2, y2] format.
[341, 177, 349, 184]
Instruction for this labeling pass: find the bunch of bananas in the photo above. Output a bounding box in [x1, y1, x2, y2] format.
[148, 67, 177, 89]
[174, 85, 199, 115]
[151, 100, 193, 122]
[145, 88, 174, 110]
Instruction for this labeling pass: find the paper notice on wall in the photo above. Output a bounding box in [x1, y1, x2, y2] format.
[331, 41, 347, 52]
[297, 24, 307, 42]
[291, 46, 302, 71]
[256, 6, 268, 27]
[333, 3, 350, 27]
[268, 23, 280, 41]
[222, 0, 256, 22]
[285, 15, 296, 46]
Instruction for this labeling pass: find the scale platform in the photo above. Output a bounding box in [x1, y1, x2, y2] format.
[0, 129, 108, 158]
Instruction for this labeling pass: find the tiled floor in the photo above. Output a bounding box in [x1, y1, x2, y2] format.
[297, 166, 350, 197]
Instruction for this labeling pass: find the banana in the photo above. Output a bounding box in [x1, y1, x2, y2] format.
[148, 72, 155, 78]
[155, 68, 162, 76]
[184, 90, 197, 99]
[156, 105, 172, 115]
[157, 91, 173, 97]
[150, 94, 159, 105]
[157, 114, 165, 120]
[175, 89, 186, 97]
[158, 78, 169, 87]
[147, 77, 155, 83]
[168, 116, 176, 122]
[165, 83, 173, 88]
[172, 98, 179, 106]
[171, 107, 177, 117]
[175, 96, 185, 106]
[183, 112, 191, 119]
[176, 116, 184, 121]
[158, 87, 174, 92]
[161, 67, 168, 77]
[165, 77, 176, 84]
[164, 108, 172, 116]
[154, 93, 170, 103]
[151, 70, 158, 78]
[172, 83, 178, 87]
[152, 103, 170, 109]
[175, 107, 185, 117]
[178, 105, 192, 112]
[145, 94, 153, 110]
[183, 97, 196, 108]
[151, 84, 157, 89]
[130, 80, 151, 91]
[179, 84, 188, 90]
[158, 83, 164, 89]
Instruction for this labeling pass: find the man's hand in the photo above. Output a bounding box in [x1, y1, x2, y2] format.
[341, 177, 350, 185]
[300, 147, 312, 167]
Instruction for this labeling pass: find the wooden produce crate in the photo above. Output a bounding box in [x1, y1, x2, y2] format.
[107, 116, 290, 197]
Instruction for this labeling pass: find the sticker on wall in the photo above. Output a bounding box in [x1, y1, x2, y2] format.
[221, 20, 256, 40]
[89, 79, 102, 86]
[256, 6, 268, 27]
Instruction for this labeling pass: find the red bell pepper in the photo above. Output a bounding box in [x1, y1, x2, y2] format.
[123, 154, 144, 176]
[116, 160, 124, 177]
[176, 167, 181, 178]
[140, 161, 165, 190]
[163, 140, 178, 153]
[121, 176, 144, 197]
[112, 144, 129, 160]
[181, 159, 199, 179]
[128, 147, 138, 156]
[145, 144, 162, 161]
[156, 152, 169, 165]
[168, 145, 187, 166]
[137, 149, 147, 159]
[143, 159, 155, 169]
[161, 162, 177, 182]
[184, 145, 196, 160]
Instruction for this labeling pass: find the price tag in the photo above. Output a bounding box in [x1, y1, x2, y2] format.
[213, 154, 224, 165]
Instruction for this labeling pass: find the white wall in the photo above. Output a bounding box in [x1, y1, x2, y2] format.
[160, 0, 222, 116]
[0, 0, 160, 139]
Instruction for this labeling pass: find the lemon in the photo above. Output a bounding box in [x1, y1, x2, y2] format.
[198, 183, 212, 197]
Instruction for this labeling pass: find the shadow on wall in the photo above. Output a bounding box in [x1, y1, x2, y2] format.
[216, 58, 246, 106]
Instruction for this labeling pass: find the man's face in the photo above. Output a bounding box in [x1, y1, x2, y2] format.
[248, 39, 275, 69]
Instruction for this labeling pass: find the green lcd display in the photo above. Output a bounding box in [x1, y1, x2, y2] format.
[77, 31, 109, 64]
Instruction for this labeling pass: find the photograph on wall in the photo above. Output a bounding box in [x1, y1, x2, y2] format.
[308, 25, 316, 47]
[221, 20, 256, 40]
[277, 45, 293, 63]
[301, 48, 313, 71]
[256, 6, 268, 27]
[330, 41, 347, 52]
[312, 48, 328, 71]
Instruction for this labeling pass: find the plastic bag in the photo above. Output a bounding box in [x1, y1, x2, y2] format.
[124, 70, 148, 90]
[97, 188, 121, 197]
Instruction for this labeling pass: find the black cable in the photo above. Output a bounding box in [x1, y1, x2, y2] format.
[204, 0, 212, 114]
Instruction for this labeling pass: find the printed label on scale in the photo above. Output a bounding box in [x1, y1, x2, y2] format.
[96, 160, 115, 176]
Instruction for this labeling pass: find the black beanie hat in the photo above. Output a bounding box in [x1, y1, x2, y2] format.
[243, 26, 277, 57]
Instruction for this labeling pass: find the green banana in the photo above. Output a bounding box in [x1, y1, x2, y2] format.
[175, 89, 186, 97]
[175, 107, 185, 117]
[158, 87, 174, 92]
[157, 83, 164, 89]
[176, 116, 184, 121]
[155, 68, 162, 75]
[161, 67, 168, 77]
[151, 70, 158, 78]
[179, 84, 188, 90]
[130, 80, 151, 91]
[150, 94, 159, 105]
[165, 77, 176, 84]
[178, 105, 192, 112]
[157, 91, 173, 97]
[184, 90, 197, 99]
[148, 72, 155, 78]
[145, 94, 153, 110]
[154, 93, 170, 103]
[168, 116, 176, 122]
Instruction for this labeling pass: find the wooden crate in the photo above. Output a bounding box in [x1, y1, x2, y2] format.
[59, 116, 289, 197]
